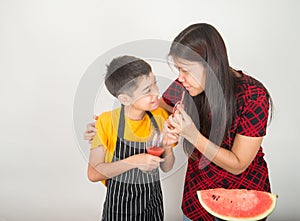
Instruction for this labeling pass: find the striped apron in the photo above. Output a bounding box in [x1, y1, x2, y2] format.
[101, 106, 164, 221]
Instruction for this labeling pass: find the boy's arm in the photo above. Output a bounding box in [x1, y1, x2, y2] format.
[88, 145, 165, 182]
[160, 145, 175, 172]
[88, 146, 132, 182]
[159, 128, 178, 172]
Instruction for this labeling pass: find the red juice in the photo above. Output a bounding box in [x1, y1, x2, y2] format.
[146, 146, 164, 157]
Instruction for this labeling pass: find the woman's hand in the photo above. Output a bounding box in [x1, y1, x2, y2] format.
[84, 122, 97, 144]
[168, 105, 199, 147]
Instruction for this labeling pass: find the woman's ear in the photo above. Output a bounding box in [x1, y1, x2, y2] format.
[118, 94, 132, 106]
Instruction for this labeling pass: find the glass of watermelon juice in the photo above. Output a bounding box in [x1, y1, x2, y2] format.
[146, 131, 165, 157]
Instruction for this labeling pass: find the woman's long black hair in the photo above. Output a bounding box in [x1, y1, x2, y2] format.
[169, 23, 236, 148]
[169, 23, 273, 157]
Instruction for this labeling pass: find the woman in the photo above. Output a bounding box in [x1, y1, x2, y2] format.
[85, 23, 273, 221]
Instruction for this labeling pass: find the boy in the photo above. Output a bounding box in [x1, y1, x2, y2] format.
[88, 55, 176, 221]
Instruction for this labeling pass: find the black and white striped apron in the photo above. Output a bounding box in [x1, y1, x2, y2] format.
[101, 106, 164, 221]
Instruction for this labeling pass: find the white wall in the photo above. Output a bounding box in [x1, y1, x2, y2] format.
[1, 0, 299, 220]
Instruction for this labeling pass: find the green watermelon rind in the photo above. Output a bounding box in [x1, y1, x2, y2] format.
[197, 189, 278, 221]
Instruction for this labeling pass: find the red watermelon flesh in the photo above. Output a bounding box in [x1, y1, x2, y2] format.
[197, 188, 277, 221]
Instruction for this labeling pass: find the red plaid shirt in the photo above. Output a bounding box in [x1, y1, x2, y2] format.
[162, 72, 271, 221]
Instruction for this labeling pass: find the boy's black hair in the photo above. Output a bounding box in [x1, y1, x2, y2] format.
[105, 55, 152, 97]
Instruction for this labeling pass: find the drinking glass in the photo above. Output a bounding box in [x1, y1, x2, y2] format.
[146, 130, 165, 157]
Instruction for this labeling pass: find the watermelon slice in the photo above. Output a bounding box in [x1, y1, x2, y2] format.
[197, 188, 277, 221]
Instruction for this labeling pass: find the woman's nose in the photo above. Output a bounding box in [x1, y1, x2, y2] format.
[178, 72, 185, 83]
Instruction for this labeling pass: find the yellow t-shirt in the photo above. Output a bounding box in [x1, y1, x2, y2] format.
[91, 107, 169, 164]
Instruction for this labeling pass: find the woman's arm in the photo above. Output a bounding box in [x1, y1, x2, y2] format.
[194, 132, 262, 175]
[84, 122, 97, 144]
[169, 106, 262, 175]
[88, 146, 165, 182]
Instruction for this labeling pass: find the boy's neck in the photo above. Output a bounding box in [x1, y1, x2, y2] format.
[124, 106, 146, 120]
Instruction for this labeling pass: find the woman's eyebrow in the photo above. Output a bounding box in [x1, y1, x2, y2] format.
[175, 64, 188, 70]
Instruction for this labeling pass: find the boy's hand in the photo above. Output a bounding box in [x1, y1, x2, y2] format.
[127, 154, 164, 172]
[84, 122, 97, 144]
[164, 117, 180, 148]
[163, 122, 179, 147]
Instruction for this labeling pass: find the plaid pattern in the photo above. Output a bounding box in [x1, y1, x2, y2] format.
[162, 79, 185, 107]
[162, 73, 271, 221]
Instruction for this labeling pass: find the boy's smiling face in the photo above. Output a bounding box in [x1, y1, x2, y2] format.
[117, 72, 160, 120]
[129, 72, 159, 112]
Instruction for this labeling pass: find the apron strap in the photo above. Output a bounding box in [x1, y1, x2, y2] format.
[145, 111, 160, 133]
[117, 105, 160, 138]
[117, 105, 125, 138]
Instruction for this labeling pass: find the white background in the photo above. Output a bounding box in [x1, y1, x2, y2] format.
[1, 0, 300, 220]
